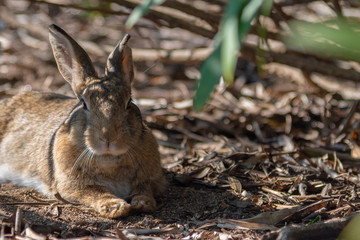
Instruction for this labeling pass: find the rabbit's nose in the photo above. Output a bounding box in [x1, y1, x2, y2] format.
[98, 137, 113, 151]
[104, 141, 111, 151]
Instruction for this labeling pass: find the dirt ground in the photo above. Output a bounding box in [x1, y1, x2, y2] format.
[0, 180, 263, 239]
[2, 1, 360, 239]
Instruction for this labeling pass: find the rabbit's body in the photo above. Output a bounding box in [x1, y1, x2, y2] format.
[0, 25, 166, 218]
[0, 92, 74, 194]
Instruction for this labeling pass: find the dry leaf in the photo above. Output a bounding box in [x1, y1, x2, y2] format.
[228, 176, 242, 194]
[242, 208, 298, 225]
[198, 218, 277, 231]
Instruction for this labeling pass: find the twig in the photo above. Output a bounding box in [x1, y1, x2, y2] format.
[121, 227, 181, 235]
[161, 0, 221, 29]
[131, 47, 213, 63]
[54, 192, 81, 206]
[277, 0, 319, 6]
[261, 187, 287, 198]
[28, 0, 129, 16]
[107, 0, 216, 38]
[14, 208, 22, 235]
[280, 199, 335, 223]
[324, 0, 344, 17]
[301, 147, 360, 165]
[336, 100, 360, 136]
[241, 44, 360, 83]
[26, 193, 57, 203]
[25, 228, 47, 240]
[171, 125, 213, 142]
[0, 202, 53, 206]
[0, 194, 80, 206]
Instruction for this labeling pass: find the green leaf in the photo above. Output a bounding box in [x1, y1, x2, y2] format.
[338, 214, 360, 239]
[260, 0, 273, 17]
[221, 0, 264, 84]
[220, 0, 247, 83]
[194, 0, 266, 111]
[286, 20, 360, 62]
[306, 215, 321, 226]
[193, 46, 222, 112]
[257, 0, 273, 72]
[238, 0, 264, 42]
[125, 0, 165, 29]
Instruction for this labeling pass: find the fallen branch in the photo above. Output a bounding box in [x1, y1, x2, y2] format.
[132, 47, 212, 63]
[27, 0, 129, 16]
[161, 0, 221, 29]
[301, 147, 360, 166]
[263, 215, 352, 240]
[241, 44, 360, 83]
[107, 0, 217, 38]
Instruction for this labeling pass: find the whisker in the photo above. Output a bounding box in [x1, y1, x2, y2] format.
[90, 150, 96, 168]
[84, 148, 94, 172]
[143, 61, 158, 73]
[71, 148, 88, 174]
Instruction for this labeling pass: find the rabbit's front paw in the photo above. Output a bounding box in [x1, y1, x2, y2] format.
[98, 198, 131, 218]
[131, 195, 156, 212]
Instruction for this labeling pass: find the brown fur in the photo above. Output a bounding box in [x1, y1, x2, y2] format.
[0, 25, 166, 218]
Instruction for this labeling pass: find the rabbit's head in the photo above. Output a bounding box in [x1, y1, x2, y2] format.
[49, 24, 142, 156]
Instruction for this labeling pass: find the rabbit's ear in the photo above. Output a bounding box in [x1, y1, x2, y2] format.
[48, 24, 96, 98]
[105, 34, 134, 86]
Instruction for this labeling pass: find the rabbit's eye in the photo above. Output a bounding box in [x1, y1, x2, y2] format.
[81, 99, 88, 111]
[126, 98, 132, 109]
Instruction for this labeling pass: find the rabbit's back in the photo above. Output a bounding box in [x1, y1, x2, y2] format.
[0, 92, 76, 194]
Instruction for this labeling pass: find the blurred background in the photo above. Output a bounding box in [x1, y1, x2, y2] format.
[0, 0, 215, 100]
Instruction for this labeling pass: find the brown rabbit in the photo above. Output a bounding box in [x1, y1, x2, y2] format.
[0, 24, 166, 218]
